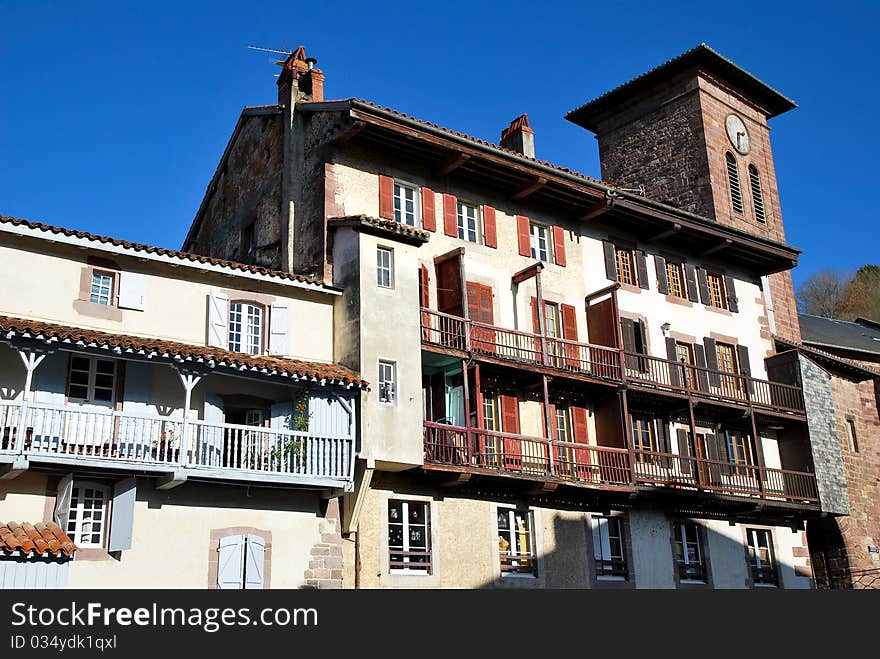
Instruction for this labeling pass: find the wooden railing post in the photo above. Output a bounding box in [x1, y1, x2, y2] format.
[749, 408, 766, 496]
[619, 389, 636, 485]
[461, 359, 473, 465]
[542, 375, 555, 476]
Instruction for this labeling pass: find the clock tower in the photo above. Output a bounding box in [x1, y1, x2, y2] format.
[566, 44, 801, 342]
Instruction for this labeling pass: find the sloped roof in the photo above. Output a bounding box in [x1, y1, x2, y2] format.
[799, 314, 880, 357]
[0, 522, 77, 558]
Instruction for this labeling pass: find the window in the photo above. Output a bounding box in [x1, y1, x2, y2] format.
[666, 260, 686, 298]
[497, 508, 536, 576]
[746, 528, 778, 586]
[529, 222, 552, 262]
[378, 360, 396, 404]
[228, 302, 263, 354]
[89, 272, 114, 306]
[376, 246, 394, 288]
[726, 431, 753, 471]
[67, 356, 116, 404]
[726, 151, 744, 214]
[393, 181, 420, 227]
[615, 248, 637, 286]
[388, 500, 431, 573]
[241, 222, 255, 259]
[216, 534, 266, 589]
[543, 302, 561, 339]
[748, 165, 766, 224]
[672, 522, 707, 582]
[554, 406, 574, 472]
[66, 482, 109, 548]
[675, 342, 696, 389]
[456, 201, 481, 243]
[846, 418, 859, 452]
[592, 515, 627, 579]
[631, 416, 656, 458]
[555, 407, 572, 442]
[621, 318, 648, 372]
[482, 393, 501, 465]
[706, 272, 727, 309]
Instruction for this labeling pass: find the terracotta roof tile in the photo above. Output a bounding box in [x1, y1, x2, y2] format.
[0, 215, 326, 288]
[328, 215, 431, 244]
[0, 521, 77, 558]
[0, 314, 367, 388]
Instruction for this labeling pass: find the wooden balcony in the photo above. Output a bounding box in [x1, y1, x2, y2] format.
[0, 400, 354, 490]
[420, 308, 621, 382]
[623, 352, 806, 415]
[631, 449, 819, 505]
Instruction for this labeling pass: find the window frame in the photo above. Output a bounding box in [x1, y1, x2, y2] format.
[228, 300, 265, 355]
[456, 200, 482, 244]
[89, 270, 116, 306]
[388, 499, 432, 574]
[665, 260, 686, 299]
[529, 221, 553, 263]
[706, 271, 727, 309]
[66, 481, 111, 549]
[66, 355, 117, 406]
[497, 508, 537, 577]
[591, 514, 628, 580]
[393, 180, 421, 228]
[746, 527, 779, 587]
[615, 247, 638, 286]
[672, 521, 708, 583]
[378, 360, 397, 405]
[376, 245, 394, 289]
[631, 415, 656, 459]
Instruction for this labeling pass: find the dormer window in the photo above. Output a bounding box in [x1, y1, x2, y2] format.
[725, 152, 744, 214]
[228, 302, 263, 354]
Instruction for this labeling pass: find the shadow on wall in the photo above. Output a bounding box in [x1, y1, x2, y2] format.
[475, 510, 811, 590]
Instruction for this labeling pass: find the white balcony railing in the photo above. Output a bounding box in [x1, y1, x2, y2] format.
[0, 400, 353, 484]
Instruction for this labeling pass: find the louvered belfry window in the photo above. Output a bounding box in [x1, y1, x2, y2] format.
[726, 152, 744, 214]
[748, 165, 766, 223]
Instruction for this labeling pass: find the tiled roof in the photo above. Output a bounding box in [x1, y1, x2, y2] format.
[0, 521, 77, 558]
[0, 315, 367, 388]
[500, 113, 534, 141]
[328, 215, 431, 244]
[0, 215, 326, 288]
[775, 335, 880, 381]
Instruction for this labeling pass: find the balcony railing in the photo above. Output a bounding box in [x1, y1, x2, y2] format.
[420, 308, 621, 381]
[631, 449, 819, 504]
[0, 400, 353, 484]
[423, 420, 632, 487]
[623, 352, 805, 413]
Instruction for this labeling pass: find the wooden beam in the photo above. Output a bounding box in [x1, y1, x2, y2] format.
[511, 262, 544, 285]
[579, 195, 615, 221]
[439, 472, 472, 487]
[647, 223, 682, 242]
[511, 176, 547, 201]
[330, 120, 365, 145]
[524, 481, 558, 496]
[434, 151, 471, 176]
[701, 238, 733, 257]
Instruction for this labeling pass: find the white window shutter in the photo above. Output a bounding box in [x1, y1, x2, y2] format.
[118, 272, 147, 310]
[217, 535, 245, 589]
[53, 474, 74, 530]
[244, 535, 266, 589]
[108, 477, 137, 552]
[269, 302, 291, 356]
[207, 291, 229, 348]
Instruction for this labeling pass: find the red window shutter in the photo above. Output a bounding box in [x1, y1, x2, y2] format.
[516, 215, 531, 257]
[466, 282, 479, 321]
[553, 226, 566, 266]
[419, 265, 430, 307]
[443, 194, 458, 237]
[479, 286, 494, 324]
[421, 187, 436, 232]
[560, 304, 578, 341]
[530, 297, 542, 334]
[500, 395, 520, 434]
[546, 403, 557, 440]
[571, 406, 589, 443]
[483, 205, 497, 248]
[379, 175, 394, 220]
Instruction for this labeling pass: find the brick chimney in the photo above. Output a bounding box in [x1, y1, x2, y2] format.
[277, 46, 325, 105]
[500, 114, 535, 158]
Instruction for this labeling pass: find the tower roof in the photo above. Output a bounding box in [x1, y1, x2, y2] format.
[565, 44, 797, 132]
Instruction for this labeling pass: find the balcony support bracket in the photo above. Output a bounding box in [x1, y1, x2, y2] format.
[0, 455, 29, 480]
[155, 468, 187, 490]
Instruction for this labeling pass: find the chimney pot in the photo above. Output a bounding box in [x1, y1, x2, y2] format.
[500, 113, 535, 159]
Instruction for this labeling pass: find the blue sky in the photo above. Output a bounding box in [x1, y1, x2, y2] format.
[1, 1, 876, 286]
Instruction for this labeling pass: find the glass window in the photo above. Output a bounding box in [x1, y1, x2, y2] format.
[66, 482, 109, 548]
[67, 355, 116, 404]
[673, 522, 707, 582]
[706, 272, 726, 309]
[228, 302, 263, 354]
[666, 261, 685, 298]
[376, 246, 394, 289]
[615, 248, 637, 286]
[497, 508, 536, 576]
[393, 182, 420, 227]
[631, 416, 655, 457]
[388, 500, 431, 573]
[456, 201, 481, 244]
[675, 342, 696, 389]
[592, 515, 627, 579]
[89, 272, 114, 306]
[529, 222, 552, 262]
[746, 528, 778, 586]
[378, 360, 396, 404]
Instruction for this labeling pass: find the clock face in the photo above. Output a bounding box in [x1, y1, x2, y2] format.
[725, 114, 750, 155]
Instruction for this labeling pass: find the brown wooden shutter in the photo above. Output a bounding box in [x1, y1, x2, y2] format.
[553, 226, 566, 266]
[379, 175, 394, 220]
[654, 255, 669, 294]
[603, 241, 617, 281]
[421, 187, 436, 232]
[723, 275, 739, 312]
[635, 251, 649, 290]
[482, 205, 497, 248]
[443, 193, 458, 237]
[703, 337, 720, 386]
[571, 406, 589, 443]
[620, 318, 636, 353]
[419, 264, 430, 307]
[544, 403, 555, 439]
[666, 337, 681, 387]
[531, 297, 542, 334]
[677, 429, 692, 475]
[500, 395, 520, 434]
[693, 343, 710, 391]
[516, 215, 531, 257]
[560, 304, 578, 341]
[736, 344, 753, 393]
[697, 268, 711, 305]
[684, 264, 700, 302]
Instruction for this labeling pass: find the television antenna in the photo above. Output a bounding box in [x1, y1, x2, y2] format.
[246, 45, 294, 77]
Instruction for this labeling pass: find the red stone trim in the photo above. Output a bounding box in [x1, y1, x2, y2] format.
[303, 498, 344, 589]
